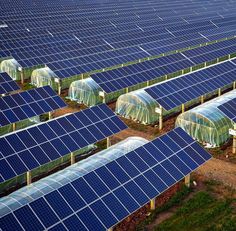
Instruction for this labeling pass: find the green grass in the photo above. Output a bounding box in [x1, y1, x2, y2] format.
[154, 191, 236, 231]
[136, 185, 191, 231]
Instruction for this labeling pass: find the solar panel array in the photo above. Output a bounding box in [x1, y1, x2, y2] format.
[0, 0, 236, 80]
[145, 60, 236, 111]
[0, 104, 127, 183]
[91, 38, 236, 94]
[218, 98, 236, 123]
[0, 86, 67, 127]
[0, 127, 212, 231]
[0, 72, 20, 95]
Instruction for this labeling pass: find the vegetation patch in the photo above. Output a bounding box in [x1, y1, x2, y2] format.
[154, 191, 236, 231]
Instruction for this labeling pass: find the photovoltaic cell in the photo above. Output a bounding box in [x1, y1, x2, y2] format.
[0, 104, 127, 183]
[0, 85, 67, 127]
[0, 127, 211, 231]
[0, 72, 20, 95]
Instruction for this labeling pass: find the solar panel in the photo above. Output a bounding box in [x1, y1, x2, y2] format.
[0, 72, 20, 95]
[0, 104, 127, 183]
[145, 61, 236, 111]
[218, 98, 236, 123]
[0, 86, 67, 127]
[0, 127, 211, 231]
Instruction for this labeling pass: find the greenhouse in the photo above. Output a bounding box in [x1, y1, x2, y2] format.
[175, 90, 236, 147]
[0, 58, 36, 81]
[116, 88, 189, 125]
[116, 89, 159, 124]
[31, 66, 80, 91]
[0, 58, 21, 80]
[31, 67, 58, 90]
[0, 116, 40, 137]
[0, 136, 148, 211]
[67, 78, 125, 106]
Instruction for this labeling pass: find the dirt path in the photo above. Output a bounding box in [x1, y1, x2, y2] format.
[196, 157, 236, 189]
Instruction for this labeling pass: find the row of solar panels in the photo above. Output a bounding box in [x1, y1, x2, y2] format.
[2, 18, 236, 70]
[91, 38, 236, 93]
[2, 1, 236, 35]
[0, 127, 212, 231]
[145, 59, 236, 111]
[0, 103, 127, 183]
[2, 1, 235, 31]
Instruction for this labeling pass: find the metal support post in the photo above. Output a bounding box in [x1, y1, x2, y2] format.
[181, 104, 185, 113]
[200, 95, 204, 104]
[150, 198, 156, 210]
[158, 106, 163, 130]
[12, 123, 16, 131]
[71, 152, 75, 165]
[48, 111, 52, 120]
[20, 69, 25, 84]
[27, 171, 32, 185]
[107, 137, 111, 148]
[233, 124, 236, 154]
[185, 174, 191, 188]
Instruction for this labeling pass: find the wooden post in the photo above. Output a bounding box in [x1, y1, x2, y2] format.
[107, 137, 111, 148]
[71, 152, 75, 165]
[181, 104, 185, 113]
[81, 74, 84, 80]
[150, 198, 156, 210]
[233, 82, 236, 89]
[218, 88, 221, 96]
[107, 228, 113, 231]
[200, 95, 204, 104]
[147, 81, 149, 87]
[185, 174, 191, 188]
[12, 123, 16, 131]
[165, 75, 168, 80]
[126, 87, 129, 94]
[27, 171, 32, 185]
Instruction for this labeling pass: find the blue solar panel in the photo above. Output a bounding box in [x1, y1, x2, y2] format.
[0, 86, 66, 127]
[145, 61, 236, 110]
[0, 72, 20, 95]
[0, 127, 211, 231]
[218, 97, 236, 123]
[0, 104, 127, 183]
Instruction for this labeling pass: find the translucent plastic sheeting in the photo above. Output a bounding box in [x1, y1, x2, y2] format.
[67, 78, 125, 106]
[0, 59, 21, 80]
[32, 67, 80, 91]
[116, 89, 159, 124]
[0, 136, 148, 216]
[115, 88, 191, 125]
[68, 78, 103, 106]
[31, 67, 58, 90]
[176, 90, 236, 147]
